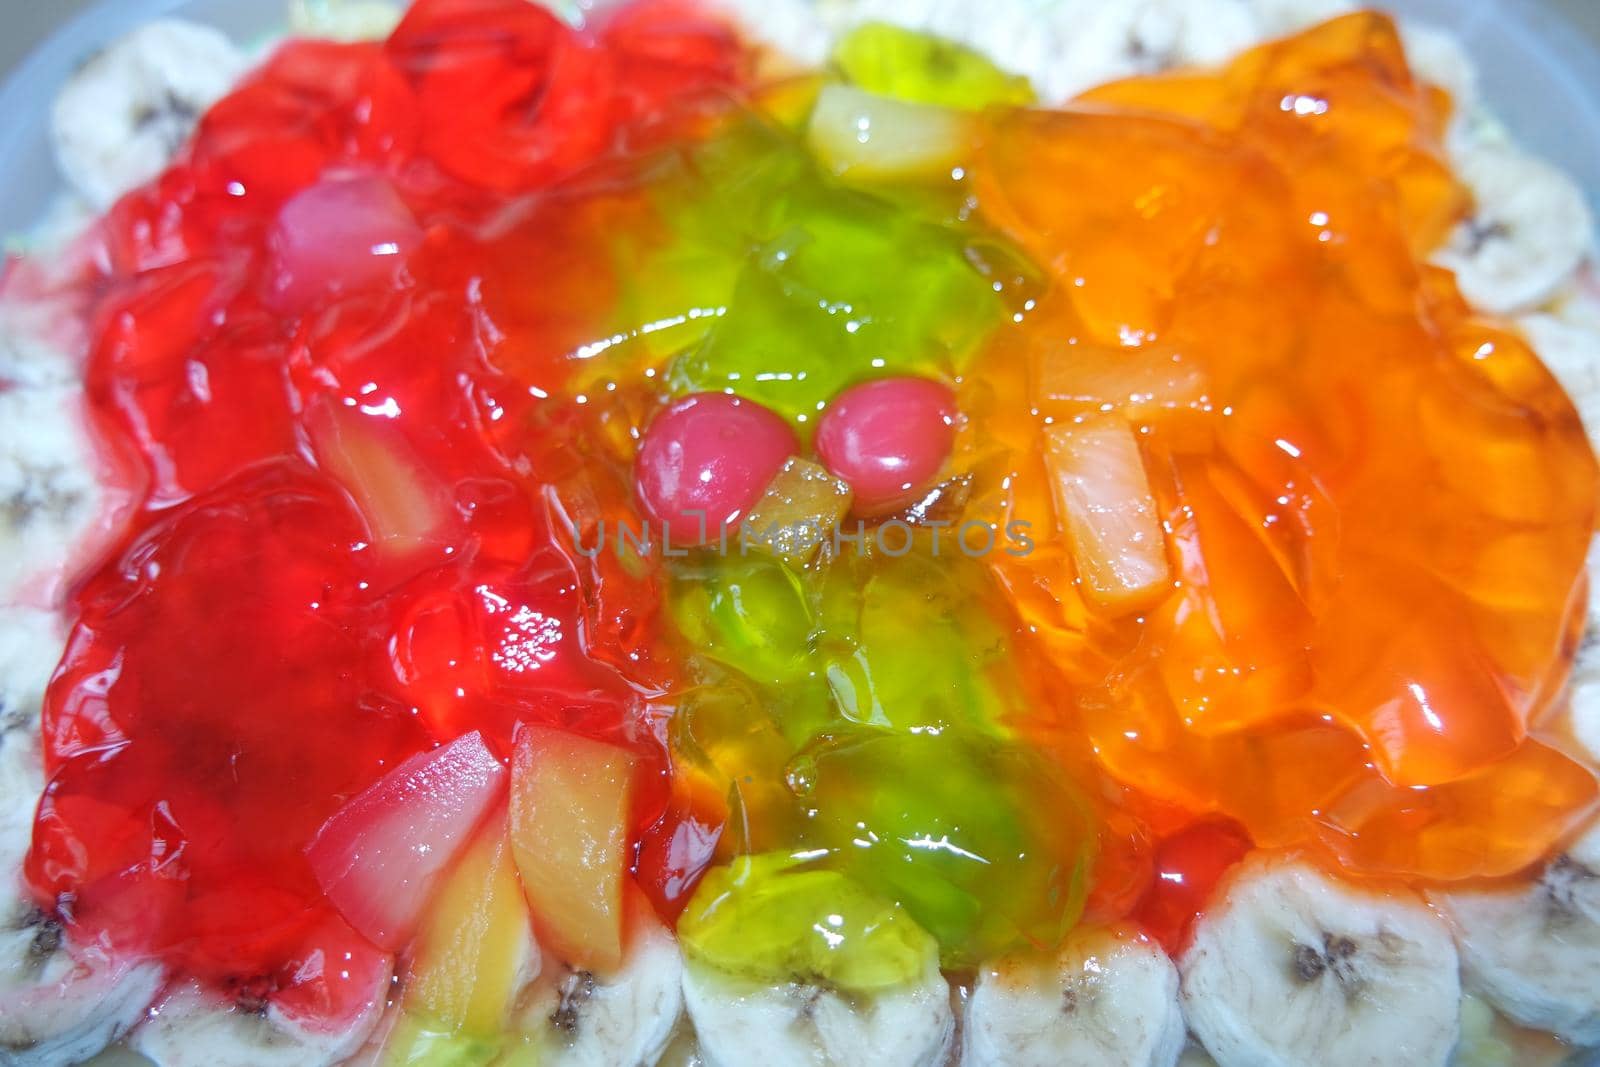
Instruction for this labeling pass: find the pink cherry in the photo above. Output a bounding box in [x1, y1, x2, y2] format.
[269, 174, 423, 310]
[815, 377, 957, 511]
[635, 393, 798, 546]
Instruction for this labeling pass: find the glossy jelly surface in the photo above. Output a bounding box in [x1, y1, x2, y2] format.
[13, 0, 1598, 1025]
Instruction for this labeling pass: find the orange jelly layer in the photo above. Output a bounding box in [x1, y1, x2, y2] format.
[967, 14, 1600, 880]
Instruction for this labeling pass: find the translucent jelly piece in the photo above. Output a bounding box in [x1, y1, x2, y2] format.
[976, 108, 1301, 347]
[1134, 818, 1252, 954]
[791, 728, 1095, 967]
[831, 23, 1035, 110]
[1148, 452, 1316, 737]
[817, 548, 1015, 732]
[670, 174, 1003, 421]
[1077, 667, 1370, 852]
[670, 555, 817, 688]
[678, 852, 939, 994]
[670, 683, 825, 853]
[1311, 561, 1527, 788]
[1315, 740, 1600, 880]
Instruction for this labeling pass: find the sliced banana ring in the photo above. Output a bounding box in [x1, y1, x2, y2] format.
[0, 939, 164, 1067]
[131, 976, 390, 1067]
[1058, 0, 1264, 99]
[509, 915, 684, 1067]
[1399, 21, 1478, 120]
[0, 290, 90, 391]
[710, 0, 837, 69]
[1244, 0, 1355, 36]
[0, 387, 107, 609]
[51, 20, 245, 210]
[1434, 143, 1596, 316]
[1519, 281, 1600, 452]
[1180, 854, 1461, 1067]
[288, 1, 404, 43]
[963, 923, 1185, 1067]
[682, 955, 953, 1067]
[1429, 823, 1600, 1048]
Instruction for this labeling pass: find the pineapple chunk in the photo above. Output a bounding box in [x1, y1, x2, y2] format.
[509, 726, 639, 973]
[808, 85, 975, 183]
[1044, 417, 1172, 613]
[404, 810, 537, 1036]
[741, 457, 853, 566]
[310, 401, 450, 554]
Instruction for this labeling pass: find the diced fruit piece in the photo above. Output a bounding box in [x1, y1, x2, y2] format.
[807, 85, 975, 182]
[509, 725, 639, 972]
[310, 401, 452, 555]
[678, 852, 939, 993]
[1043, 417, 1171, 613]
[788, 728, 1097, 967]
[815, 376, 958, 513]
[306, 731, 506, 952]
[405, 810, 536, 1035]
[741, 457, 853, 566]
[1032, 337, 1208, 415]
[831, 23, 1035, 109]
[269, 174, 423, 310]
[634, 392, 798, 547]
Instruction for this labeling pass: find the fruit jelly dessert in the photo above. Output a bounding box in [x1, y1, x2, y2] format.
[9, 0, 1596, 1045]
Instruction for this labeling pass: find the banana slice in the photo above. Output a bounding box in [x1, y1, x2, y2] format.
[1055, 0, 1264, 100]
[1400, 21, 1478, 121]
[288, 0, 404, 43]
[963, 924, 1184, 1067]
[131, 975, 390, 1067]
[1244, 0, 1354, 36]
[1428, 822, 1600, 1048]
[0, 387, 106, 608]
[1519, 279, 1600, 448]
[711, 0, 836, 68]
[0, 945, 164, 1067]
[0, 301, 81, 390]
[0, 604, 164, 1067]
[1452, 991, 1573, 1067]
[508, 914, 684, 1066]
[0, 607, 60, 743]
[1180, 854, 1461, 1067]
[1434, 144, 1596, 316]
[0, 606, 59, 909]
[682, 954, 953, 1067]
[51, 20, 245, 210]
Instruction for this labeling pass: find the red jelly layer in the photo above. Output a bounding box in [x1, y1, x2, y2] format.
[27, 0, 743, 1020]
